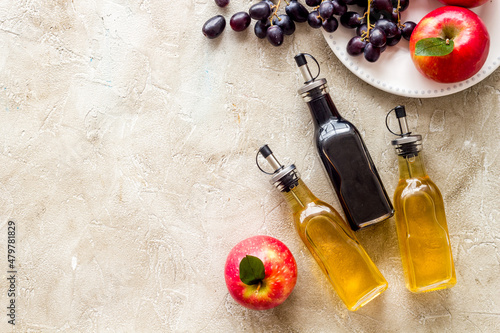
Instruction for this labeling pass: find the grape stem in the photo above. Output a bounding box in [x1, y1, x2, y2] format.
[270, 0, 282, 25]
[396, 0, 404, 29]
[316, 0, 325, 20]
[313, 4, 321, 20]
[362, 0, 373, 42]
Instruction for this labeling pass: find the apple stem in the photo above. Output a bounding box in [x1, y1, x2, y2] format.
[446, 38, 450, 45]
[256, 281, 262, 293]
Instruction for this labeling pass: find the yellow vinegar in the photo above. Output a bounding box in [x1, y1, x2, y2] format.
[284, 179, 388, 311]
[394, 154, 456, 293]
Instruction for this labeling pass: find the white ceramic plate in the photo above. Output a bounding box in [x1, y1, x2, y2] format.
[322, 0, 500, 98]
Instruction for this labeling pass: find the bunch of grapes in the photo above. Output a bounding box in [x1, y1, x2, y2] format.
[202, 0, 416, 62]
[341, 0, 416, 62]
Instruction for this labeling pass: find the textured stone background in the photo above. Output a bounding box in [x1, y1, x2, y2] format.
[0, 0, 499, 332]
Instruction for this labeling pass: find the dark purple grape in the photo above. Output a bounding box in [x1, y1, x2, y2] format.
[372, 0, 393, 18]
[392, 0, 410, 11]
[285, 0, 309, 23]
[369, 27, 387, 48]
[202, 15, 226, 39]
[308, 11, 323, 29]
[230, 12, 251, 31]
[319, 1, 334, 19]
[401, 21, 416, 40]
[343, 0, 358, 4]
[375, 19, 398, 38]
[367, 7, 382, 22]
[306, 0, 322, 6]
[346, 36, 367, 56]
[331, 0, 347, 16]
[356, 0, 368, 6]
[322, 16, 338, 33]
[254, 19, 270, 39]
[356, 23, 368, 37]
[273, 14, 296, 35]
[215, 0, 230, 7]
[340, 11, 363, 29]
[249, 2, 271, 20]
[364, 43, 381, 62]
[263, 0, 274, 7]
[267, 25, 284, 46]
[390, 8, 399, 22]
[386, 28, 402, 46]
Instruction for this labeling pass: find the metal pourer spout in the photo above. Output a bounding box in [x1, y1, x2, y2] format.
[258, 144, 283, 173]
[386, 105, 422, 157]
[294, 53, 314, 83]
[394, 105, 410, 137]
[256, 145, 300, 192]
[294, 53, 328, 99]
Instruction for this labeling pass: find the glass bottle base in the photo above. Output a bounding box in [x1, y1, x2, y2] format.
[407, 278, 456, 294]
[357, 211, 394, 229]
[348, 282, 388, 311]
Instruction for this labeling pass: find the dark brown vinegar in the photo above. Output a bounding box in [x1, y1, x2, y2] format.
[307, 94, 394, 230]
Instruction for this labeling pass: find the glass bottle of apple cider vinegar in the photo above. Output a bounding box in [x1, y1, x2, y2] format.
[388, 106, 456, 293]
[257, 145, 388, 311]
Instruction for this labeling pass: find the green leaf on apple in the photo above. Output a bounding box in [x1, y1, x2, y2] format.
[239, 255, 265, 285]
[415, 38, 454, 57]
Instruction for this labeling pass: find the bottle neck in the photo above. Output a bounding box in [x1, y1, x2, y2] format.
[281, 179, 317, 213]
[306, 90, 341, 126]
[398, 153, 427, 179]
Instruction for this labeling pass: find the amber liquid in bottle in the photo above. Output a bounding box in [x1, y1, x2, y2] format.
[283, 179, 388, 310]
[394, 154, 456, 293]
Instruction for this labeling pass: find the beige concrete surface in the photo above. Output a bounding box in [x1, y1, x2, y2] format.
[0, 0, 499, 332]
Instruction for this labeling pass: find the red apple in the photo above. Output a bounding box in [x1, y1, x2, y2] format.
[224, 235, 297, 310]
[409, 6, 490, 83]
[437, 0, 489, 8]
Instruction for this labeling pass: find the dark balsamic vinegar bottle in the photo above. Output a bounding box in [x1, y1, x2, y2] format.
[294, 53, 393, 230]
